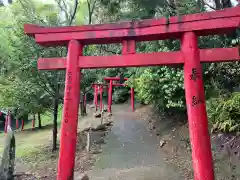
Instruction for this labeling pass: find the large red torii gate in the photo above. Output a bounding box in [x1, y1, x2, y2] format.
[24, 7, 240, 180]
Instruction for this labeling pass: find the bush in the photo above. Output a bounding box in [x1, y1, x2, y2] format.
[127, 67, 185, 111]
[207, 92, 240, 133]
[112, 88, 129, 104]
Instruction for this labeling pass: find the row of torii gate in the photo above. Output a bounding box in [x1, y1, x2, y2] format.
[92, 77, 135, 113]
[24, 6, 240, 180]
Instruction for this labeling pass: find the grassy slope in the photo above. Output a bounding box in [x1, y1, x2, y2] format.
[0, 105, 63, 158]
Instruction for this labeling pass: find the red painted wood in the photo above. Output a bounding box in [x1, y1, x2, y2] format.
[96, 86, 99, 111]
[104, 77, 129, 81]
[37, 48, 240, 70]
[93, 85, 96, 106]
[34, 15, 240, 46]
[32, 119, 35, 129]
[38, 57, 66, 70]
[57, 40, 81, 180]
[24, 7, 240, 36]
[122, 40, 136, 54]
[100, 87, 103, 111]
[8, 113, 11, 127]
[21, 119, 24, 131]
[182, 32, 214, 180]
[16, 119, 19, 129]
[200, 47, 240, 63]
[24, 7, 240, 46]
[108, 80, 113, 113]
[130, 88, 135, 112]
[25, 7, 240, 180]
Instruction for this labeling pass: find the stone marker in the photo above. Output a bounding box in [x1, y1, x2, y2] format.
[0, 126, 15, 180]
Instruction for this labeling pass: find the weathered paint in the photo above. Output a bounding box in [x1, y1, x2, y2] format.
[57, 40, 81, 180]
[37, 47, 240, 70]
[21, 119, 24, 131]
[24, 7, 240, 180]
[108, 80, 113, 113]
[182, 32, 214, 180]
[24, 7, 240, 46]
[16, 119, 19, 129]
[32, 119, 35, 129]
[100, 87, 103, 111]
[24, 7, 240, 35]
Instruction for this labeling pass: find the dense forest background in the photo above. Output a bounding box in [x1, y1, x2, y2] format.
[0, 0, 239, 136]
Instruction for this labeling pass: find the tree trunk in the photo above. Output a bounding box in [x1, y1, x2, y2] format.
[52, 84, 59, 152]
[80, 93, 87, 116]
[38, 113, 42, 129]
[214, 0, 221, 9]
[222, 0, 232, 8]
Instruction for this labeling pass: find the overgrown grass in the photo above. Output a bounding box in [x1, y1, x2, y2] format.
[24, 105, 63, 129]
[0, 105, 63, 160]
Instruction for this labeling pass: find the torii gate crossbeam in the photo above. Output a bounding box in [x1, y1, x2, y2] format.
[103, 77, 135, 113]
[24, 6, 240, 180]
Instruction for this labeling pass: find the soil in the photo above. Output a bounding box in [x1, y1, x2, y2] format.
[135, 105, 240, 180]
[14, 105, 113, 180]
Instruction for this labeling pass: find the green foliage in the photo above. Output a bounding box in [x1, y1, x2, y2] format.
[0, 0, 239, 134]
[207, 93, 240, 132]
[112, 88, 129, 103]
[128, 67, 185, 110]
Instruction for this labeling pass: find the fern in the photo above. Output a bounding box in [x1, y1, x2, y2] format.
[207, 92, 240, 133]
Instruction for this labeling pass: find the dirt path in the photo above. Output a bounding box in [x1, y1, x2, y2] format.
[84, 105, 184, 180]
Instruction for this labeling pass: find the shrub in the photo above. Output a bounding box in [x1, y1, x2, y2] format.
[112, 88, 129, 104]
[207, 92, 240, 133]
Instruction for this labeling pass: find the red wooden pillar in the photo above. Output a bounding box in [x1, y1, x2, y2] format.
[100, 86, 103, 111]
[108, 80, 113, 113]
[93, 85, 97, 106]
[57, 40, 81, 180]
[130, 88, 135, 112]
[21, 119, 24, 131]
[182, 32, 214, 180]
[32, 119, 35, 129]
[16, 119, 19, 129]
[8, 113, 11, 128]
[95, 86, 99, 111]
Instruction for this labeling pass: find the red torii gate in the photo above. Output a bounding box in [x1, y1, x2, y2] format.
[104, 77, 135, 113]
[92, 83, 107, 111]
[24, 7, 240, 180]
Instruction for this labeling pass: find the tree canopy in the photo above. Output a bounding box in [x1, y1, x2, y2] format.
[0, 0, 239, 132]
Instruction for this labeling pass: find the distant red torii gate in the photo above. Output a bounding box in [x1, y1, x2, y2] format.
[24, 6, 240, 180]
[91, 81, 134, 113]
[91, 83, 107, 111]
[104, 77, 135, 113]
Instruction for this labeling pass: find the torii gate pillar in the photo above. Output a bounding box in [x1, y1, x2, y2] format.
[58, 40, 81, 179]
[182, 32, 214, 180]
[24, 6, 240, 180]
